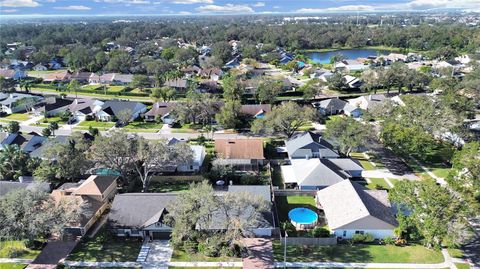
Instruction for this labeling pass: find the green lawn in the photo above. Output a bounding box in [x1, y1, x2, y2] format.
[68, 230, 142, 262]
[275, 195, 317, 222]
[170, 248, 242, 262]
[431, 167, 451, 179]
[366, 178, 391, 189]
[447, 248, 464, 259]
[30, 87, 152, 101]
[350, 152, 375, 170]
[455, 263, 471, 269]
[0, 241, 41, 259]
[0, 264, 27, 269]
[297, 122, 314, 131]
[124, 121, 163, 130]
[273, 242, 444, 263]
[0, 113, 30, 121]
[147, 181, 192, 193]
[37, 116, 68, 127]
[74, 120, 115, 131]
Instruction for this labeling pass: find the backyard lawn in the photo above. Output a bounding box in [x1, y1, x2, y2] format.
[0, 264, 27, 269]
[147, 181, 191, 193]
[273, 242, 444, 264]
[366, 178, 391, 190]
[170, 248, 242, 262]
[350, 152, 375, 170]
[0, 241, 41, 259]
[68, 230, 142, 262]
[275, 195, 317, 222]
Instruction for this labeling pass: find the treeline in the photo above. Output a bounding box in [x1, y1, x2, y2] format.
[1, 21, 479, 60]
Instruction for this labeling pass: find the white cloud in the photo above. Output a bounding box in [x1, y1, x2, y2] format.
[273, 5, 279, 9]
[296, 0, 480, 13]
[297, 5, 374, 13]
[1, 8, 17, 11]
[252, 2, 265, 7]
[178, 11, 191, 14]
[196, 4, 254, 13]
[0, 0, 39, 7]
[94, 0, 150, 4]
[54, 5, 91, 10]
[169, 0, 213, 4]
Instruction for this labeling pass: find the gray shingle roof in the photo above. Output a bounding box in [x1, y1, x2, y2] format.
[100, 100, 146, 117]
[0, 181, 51, 197]
[285, 159, 349, 187]
[317, 180, 398, 230]
[285, 131, 338, 158]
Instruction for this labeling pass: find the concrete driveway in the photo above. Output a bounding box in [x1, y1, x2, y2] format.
[142, 240, 173, 269]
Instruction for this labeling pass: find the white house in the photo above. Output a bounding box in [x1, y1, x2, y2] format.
[96, 100, 147, 122]
[0, 93, 44, 114]
[316, 180, 398, 239]
[68, 98, 105, 121]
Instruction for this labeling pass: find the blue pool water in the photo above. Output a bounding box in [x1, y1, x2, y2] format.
[288, 208, 318, 224]
[305, 49, 392, 64]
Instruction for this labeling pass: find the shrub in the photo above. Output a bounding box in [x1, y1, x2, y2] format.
[310, 227, 330, 238]
[381, 236, 396, 245]
[182, 240, 198, 254]
[281, 221, 297, 237]
[352, 233, 375, 243]
[395, 238, 407, 246]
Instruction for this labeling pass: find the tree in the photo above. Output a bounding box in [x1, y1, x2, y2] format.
[251, 102, 316, 138]
[360, 69, 380, 93]
[117, 109, 133, 125]
[222, 75, 244, 101]
[212, 41, 232, 64]
[67, 79, 80, 99]
[389, 180, 472, 248]
[325, 117, 373, 156]
[330, 53, 345, 64]
[0, 145, 39, 181]
[48, 122, 59, 136]
[172, 92, 220, 126]
[105, 50, 132, 73]
[5, 121, 20, 134]
[0, 188, 84, 243]
[34, 135, 91, 184]
[327, 73, 346, 91]
[130, 75, 151, 92]
[150, 87, 176, 103]
[89, 131, 137, 184]
[256, 79, 283, 104]
[448, 142, 480, 203]
[0, 77, 16, 92]
[301, 79, 324, 99]
[134, 138, 193, 191]
[41, 128, 51, 137]
[215, 100, 242, 129]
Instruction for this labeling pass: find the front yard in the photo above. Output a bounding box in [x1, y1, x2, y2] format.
[123, 121, 164, 133]
[0, 263, 27, 269]
[366, 178, 391, 190]
[67, 230, 142, 262]
[74, 120, 115, 131]
[170, 247, 242, 262]
[275, 195, 317, 222]
[0, 240, 41, 259]
[0, 113, 30, 123]
[273, 242, 444, 264]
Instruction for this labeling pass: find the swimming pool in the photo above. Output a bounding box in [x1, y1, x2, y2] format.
[288, 207, 318, 228]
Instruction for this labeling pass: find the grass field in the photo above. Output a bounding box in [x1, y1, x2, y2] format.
[273, 242, 444, 263]
[75, 120, 115, 131]
[30, 87, 152, 101]
[0, 113, 30, 122]
[170, 248, 242, 262]
[350, 152, 375, 170]
[0, 263, 27, 269]
[68, 230, 142, 262]
[0, 241, 41, 259]
[366, 178, 391, 189]
[455, 263, 471, 269]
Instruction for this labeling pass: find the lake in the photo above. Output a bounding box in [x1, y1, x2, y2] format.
[305, 49, 392, 64]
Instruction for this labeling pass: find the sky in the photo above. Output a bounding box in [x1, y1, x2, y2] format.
[0, 0, 479, 16]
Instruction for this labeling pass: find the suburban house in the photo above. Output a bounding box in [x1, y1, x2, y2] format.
[32, 64, 48, 71]
[348, 94, 387, 110]
[0, 180, 50, 197]
[144, 102, 176, 123]
[51, 175, 118, 236]
[240, 104, 271, 119]
[0, 69, 26, 80]
[316, 180, 397, 239]
[197, 80, 221, 93]
[181, 65, 201, 77]
[0, 132, 47, 153]
[29, 70, 70, 83]
[33, 97, 73, 117]
[70, 71, 93, 83]
[167, 138, 206, 173]
[96, 100, 147, 122]
[29, 135, 70, 159]
[108, 185, 274, 239]
[310, 68, 334, 82]
[163, 78, 189, 92]
[88, 73, 133, 85]
[343, 75, 363, 89]
[281, 158, 363, 190]
[285, 131, 339, 160]
[213, 139, 265, 171]
[199, 67, 223, 81]
[334, 59, 368, 72]
[0, 93, 44, 114]
[313, 98, 362, 118]
[224, 56, 241, 69]
[68, 98, 105, 121]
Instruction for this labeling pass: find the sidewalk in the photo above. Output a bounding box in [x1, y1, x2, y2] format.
[276, 261, 450, 268]
[0, 258, 33, 263]
[63, 260, 243, 267]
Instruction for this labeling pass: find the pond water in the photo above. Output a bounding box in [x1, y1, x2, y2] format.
[305, 49, 392, 64]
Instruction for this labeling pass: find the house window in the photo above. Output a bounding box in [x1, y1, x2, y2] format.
[355, 231, 364, 235]
[342, 231, 346, 237]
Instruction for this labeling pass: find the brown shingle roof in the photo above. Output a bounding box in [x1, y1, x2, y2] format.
[214, 139, 264, 160]
[73, 175, 117, 196]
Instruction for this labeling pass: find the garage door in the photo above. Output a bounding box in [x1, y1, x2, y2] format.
[152, 232, 171, 240]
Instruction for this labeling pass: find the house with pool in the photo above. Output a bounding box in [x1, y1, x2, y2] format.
[316, 180, 398, 239]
